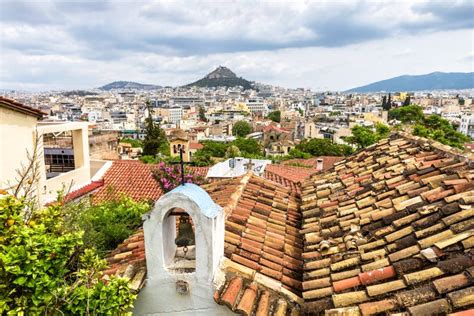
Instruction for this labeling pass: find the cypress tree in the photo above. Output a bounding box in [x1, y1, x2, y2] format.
[142, 101, 167, 156]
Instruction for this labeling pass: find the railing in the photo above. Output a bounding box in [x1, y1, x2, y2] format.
[47, 164, 75, 173]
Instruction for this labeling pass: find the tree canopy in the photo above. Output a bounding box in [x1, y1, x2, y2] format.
[296, 138, 353, 157]
[389, 105, 424, 124]
[267, 110, 281, 123]
[192, 138, 263, 165]
[389, 105, 469, 149]
[232, 121, 252, 137]
[345, 123, 390, 149]
[198, 106, 207, 122]
[225, 145, 241, 158]
[142, 101, 168, 156]
[413, 115, 469, 149]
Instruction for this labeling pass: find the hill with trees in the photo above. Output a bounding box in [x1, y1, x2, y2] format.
[347, 72, 474, 93]
[99, 81, 162, 91]
[185, 66, 253, 90]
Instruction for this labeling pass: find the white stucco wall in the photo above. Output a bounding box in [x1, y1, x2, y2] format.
[0, 107, 37, 190]
[134, 186, 231, 315]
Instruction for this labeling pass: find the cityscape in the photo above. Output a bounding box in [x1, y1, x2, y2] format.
[1, 1, 474, 315]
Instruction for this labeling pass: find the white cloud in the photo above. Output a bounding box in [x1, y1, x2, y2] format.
[0, 0, 472, 90]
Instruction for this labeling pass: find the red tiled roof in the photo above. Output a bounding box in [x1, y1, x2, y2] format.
[214, 275, 300, 315]
[283, 156, 345, 172]
[92, 160, 209, 203]
[223, 175, 303, 295]
[189, 143, 204, 150]
[64, 180, 104, 203]
[264, 164, 318, 196]
[0, 96, 47, 118]
[263, 124, 291, 133]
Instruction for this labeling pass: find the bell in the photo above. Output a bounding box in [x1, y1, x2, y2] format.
[175, 215, 195, 248]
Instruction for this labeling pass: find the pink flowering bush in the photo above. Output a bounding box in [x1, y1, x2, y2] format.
[152, 162, 207, 192]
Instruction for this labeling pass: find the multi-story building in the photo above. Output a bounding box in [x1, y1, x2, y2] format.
[459, 114, 474, 139]
[0, 97, 94, 205]
[169, 106, 183, 124]
[246, 97, 266, 114]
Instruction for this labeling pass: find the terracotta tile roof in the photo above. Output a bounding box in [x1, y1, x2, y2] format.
[92, 160, 209, 203]
[214, 272, 301, 315]
[263, 124, 291, 133]
[0, 96, 47, 118]
[283, 156, 345, 172]
[64, 180, 104, 203]
[264, 164, 317, 196]
[189, 142, 204, 150]
[102, 132, 474, 315]
[299, 133, 474, 314]
[223, 175, 303, 297]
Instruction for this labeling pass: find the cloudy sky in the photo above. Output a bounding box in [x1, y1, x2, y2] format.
[0, 0, 473, 91]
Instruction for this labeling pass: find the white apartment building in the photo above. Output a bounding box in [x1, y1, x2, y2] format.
[0, 97, 94, 205]
[169, 106, 183, 124]
[459, 114, 474, 139]
[246, 97, 266, 114]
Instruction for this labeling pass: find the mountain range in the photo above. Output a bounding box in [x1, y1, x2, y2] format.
[347, 72, 474, 93]
[185, 66, 253, 90]
[98, 81, 162, 91]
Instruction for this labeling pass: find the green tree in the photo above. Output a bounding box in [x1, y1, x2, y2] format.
[142, 101, 168, 156]
[232, 121, 252, 137]
[296, 138, 353, 156]
[403, 95, 411, 107]
[389, 105, 424, 124]
[231, 138, 262, 156]
[192, 151, 214, 166]
[381, 95, 387, 110]
[0, 196, 136, 315]
[197, 141, 229, 158]
[288, 148, 311, 159]
[413, 115, 469, 149]
[198, 106, 208, 122]
[225, 145, 241, 158]
[267, 110, 281, 123]
[345, 123, 390, 149]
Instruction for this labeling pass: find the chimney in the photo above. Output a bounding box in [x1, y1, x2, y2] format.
[316, 158, 324, 172]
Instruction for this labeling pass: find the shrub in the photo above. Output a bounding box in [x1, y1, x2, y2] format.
[120, 138, 142, 148]
[151, 162, 207, 193]
[66, 196, 151, 256]
[0, 196, 136, 314]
